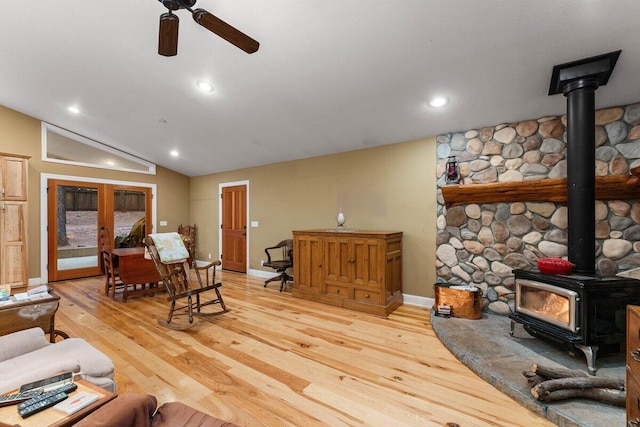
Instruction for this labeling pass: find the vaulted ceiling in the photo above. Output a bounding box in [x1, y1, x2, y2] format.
[2, 1, 639, 176]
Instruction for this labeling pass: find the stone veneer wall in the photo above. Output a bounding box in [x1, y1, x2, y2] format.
[436, 102, 640, 315]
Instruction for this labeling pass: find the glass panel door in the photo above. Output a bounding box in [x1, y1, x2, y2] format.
[47, 180, 153, 281]
[47, 180, 102, 281]
[111, 186, 151, 249]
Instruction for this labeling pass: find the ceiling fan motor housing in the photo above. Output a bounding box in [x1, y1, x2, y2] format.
[161, 0, 196, 11]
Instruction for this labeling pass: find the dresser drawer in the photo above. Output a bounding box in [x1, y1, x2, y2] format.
[354, 289, 380, 304]
[326, 284, 350, 298]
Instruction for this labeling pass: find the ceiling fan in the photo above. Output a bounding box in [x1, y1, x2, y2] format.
[157, 0, 260, 57]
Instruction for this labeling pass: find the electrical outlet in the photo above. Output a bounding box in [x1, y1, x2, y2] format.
[208, 253, 212, 259]
[261, 260, 265, 266]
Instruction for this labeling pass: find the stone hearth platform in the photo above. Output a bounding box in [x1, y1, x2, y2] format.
[431, 311, 625, 427]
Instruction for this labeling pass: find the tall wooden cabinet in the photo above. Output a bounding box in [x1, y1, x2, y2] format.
[292, 230, 402, 316]
[0, 153, 29, 289]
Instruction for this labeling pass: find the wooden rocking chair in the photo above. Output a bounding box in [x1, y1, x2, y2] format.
[144, 233, 226, 330]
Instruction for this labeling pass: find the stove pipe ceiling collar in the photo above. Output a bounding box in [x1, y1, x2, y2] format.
[548, 50, 621, 96]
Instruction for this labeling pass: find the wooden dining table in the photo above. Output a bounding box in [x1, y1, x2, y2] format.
[111, 247, 162, 302]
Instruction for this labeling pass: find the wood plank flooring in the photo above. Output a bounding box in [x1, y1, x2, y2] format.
[50, 272, 555, 427]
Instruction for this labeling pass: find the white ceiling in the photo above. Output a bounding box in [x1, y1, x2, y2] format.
[1, 1, 639, 177]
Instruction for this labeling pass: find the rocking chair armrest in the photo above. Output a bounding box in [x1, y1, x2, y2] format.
[194, 260, 221, 270]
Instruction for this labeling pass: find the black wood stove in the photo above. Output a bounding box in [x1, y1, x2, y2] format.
[508, 50, 640, 374]
[510, 269, 640, 374]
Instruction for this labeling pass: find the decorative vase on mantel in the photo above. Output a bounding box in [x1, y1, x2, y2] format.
[336, 210, 346, 228]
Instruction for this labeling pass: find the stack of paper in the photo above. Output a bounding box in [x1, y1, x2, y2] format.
[53, 391, 100, 415]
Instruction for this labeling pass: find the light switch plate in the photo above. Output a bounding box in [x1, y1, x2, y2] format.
[251, 221, 259, 227]
[160, 220, 168, 226]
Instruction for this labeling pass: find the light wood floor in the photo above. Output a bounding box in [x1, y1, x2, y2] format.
[50, 271, 555, 427]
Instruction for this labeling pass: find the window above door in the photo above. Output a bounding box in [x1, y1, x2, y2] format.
[41, 122, 156, 175]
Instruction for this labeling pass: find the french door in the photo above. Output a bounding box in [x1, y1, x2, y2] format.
[47, 179, 152, 281]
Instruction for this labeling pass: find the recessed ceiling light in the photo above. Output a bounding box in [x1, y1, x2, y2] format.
[67, 105, 81, 114]
[170, 150, 179, 157]
[196, 80, 214, 93]
[429, 97, 448, 108]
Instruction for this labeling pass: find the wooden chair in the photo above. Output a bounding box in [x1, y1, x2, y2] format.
[263, 239, 294, 292]
[177, 224, 222, 291]
[144, 233, 226, 330]
[99, 226, 123, 298]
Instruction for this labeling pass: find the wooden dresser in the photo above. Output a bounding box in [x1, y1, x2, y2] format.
[292, 229, 402, 316]
[628, 305, 640, 425]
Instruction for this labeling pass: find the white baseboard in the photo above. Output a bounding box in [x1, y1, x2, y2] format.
[403, 294, 434, 308]
[248, 268, 275, 279]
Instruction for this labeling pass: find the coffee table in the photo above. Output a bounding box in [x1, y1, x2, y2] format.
[0, 379, 116, 427]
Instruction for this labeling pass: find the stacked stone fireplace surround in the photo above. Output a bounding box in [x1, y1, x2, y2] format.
[436, 102, 640, 316]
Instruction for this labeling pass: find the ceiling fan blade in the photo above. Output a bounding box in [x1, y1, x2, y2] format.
[192, 8, 259, 54]
[159, 12, 179, 57]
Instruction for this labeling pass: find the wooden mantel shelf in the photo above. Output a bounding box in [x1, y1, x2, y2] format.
[441, 166, 640, 207]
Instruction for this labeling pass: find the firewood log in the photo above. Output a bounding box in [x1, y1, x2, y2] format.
[531, 377, 625, 400]
[530, 363, 589, 379]
[532, 387, 625, 407]
[522, 371, 546, 387]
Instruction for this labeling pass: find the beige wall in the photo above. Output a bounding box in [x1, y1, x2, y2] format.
[0, 105, 190, 282]
[1, 104, 438, 297]
[191, 138, 438, 298]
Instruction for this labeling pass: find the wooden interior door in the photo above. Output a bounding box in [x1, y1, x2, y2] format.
[221, 185, 247, 273]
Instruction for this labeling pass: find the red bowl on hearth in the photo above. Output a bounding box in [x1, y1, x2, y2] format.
[536, 257, 575, 275]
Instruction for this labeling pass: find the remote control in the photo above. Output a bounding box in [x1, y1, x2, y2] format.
[19, 371, 74, 393]
[18, 390, 69, 418]
[0, 389, 43, 407]
[17, 382, 77, 411]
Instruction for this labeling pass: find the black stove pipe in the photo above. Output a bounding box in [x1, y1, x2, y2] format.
[563, 78, 599, 275]
[549, 50, 620, 275]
